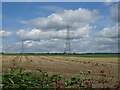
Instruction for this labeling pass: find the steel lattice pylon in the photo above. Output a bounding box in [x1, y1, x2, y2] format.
[64, 25, 72, 54]
[21, 40, 24, 54]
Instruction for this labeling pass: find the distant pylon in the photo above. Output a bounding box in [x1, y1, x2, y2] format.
[64, 25, 72, 54]
[21, 40, 24, 54]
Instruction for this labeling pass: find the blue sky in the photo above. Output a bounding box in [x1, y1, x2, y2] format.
[1, 2, 118, 53]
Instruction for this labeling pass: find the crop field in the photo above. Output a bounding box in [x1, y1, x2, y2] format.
[2, 53, 120, 57]
[1, 54, 119, 88]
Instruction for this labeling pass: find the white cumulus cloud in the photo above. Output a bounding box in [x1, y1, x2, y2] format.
[20, 8, 100, 30]
[0, 30, 11, 38]
[110, 4, 119, 22]
[16, 25, 93, 41]
[99, 25, 118, 38]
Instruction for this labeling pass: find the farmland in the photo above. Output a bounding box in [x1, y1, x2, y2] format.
[2, 53, 119, 57]
[1, 54, 120, 88]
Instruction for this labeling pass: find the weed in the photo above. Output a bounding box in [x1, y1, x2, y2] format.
[2, 67, 118, 89]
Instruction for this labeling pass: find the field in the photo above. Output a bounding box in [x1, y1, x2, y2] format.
[1, 54, 120, 88]
[2, 53, 120, 57]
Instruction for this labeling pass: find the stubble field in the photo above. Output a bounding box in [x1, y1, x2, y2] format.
[2, 55, 118, 81]
[1, 54, 120, 88]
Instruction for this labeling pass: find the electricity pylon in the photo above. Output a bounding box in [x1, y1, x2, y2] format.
[21, 40, 24, 54]
[64, 25, 72, 54]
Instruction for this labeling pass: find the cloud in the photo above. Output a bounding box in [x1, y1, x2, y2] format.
[93, 25, 118, 47]
[14, 24, 118, 53]
[16, 25, 92, 41]
[0, 30, 11, 38]
[72, 25, 118, 53]
[18, 20, 28, 24]
[3, 7, 118, 53]
[103, 0, 113, 6]
[16, 29, 64, 41]
[95, 37, 118, 45]
[14, 39, 65, 53]
[40, 6, 64, 13]
[99, 25, 118, 38]
[90, 25, 118, 53]
[19, 8, 100, 30]
[110, 4, 119, 22]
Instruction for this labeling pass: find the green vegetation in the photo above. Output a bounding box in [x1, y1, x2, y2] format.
[2, 67, 120, 89]
[1, 53, 120, 58]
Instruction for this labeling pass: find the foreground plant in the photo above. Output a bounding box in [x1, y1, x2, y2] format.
[2, 67, 119, 89]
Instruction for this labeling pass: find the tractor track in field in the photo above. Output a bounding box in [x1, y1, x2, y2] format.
[40, 56, 94, 65]
[24, 56, 39, 69]
[45, 56, 118, 65]
[9, 56, 21, 69]
[7, 56, 17, 62]
[38, 56, 54, 61]
[18, 56, 22, 62]
[11, 56, 20, 62]
[35, 56, 117, 77]
[24, 56, 33, 63]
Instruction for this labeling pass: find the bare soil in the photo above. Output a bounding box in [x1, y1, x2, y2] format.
[2, 55, 119, 85]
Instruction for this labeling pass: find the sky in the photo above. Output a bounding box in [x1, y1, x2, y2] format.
[1, 2, 119, 53]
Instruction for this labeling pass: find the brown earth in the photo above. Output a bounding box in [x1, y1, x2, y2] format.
[1, 55, 119, 87]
